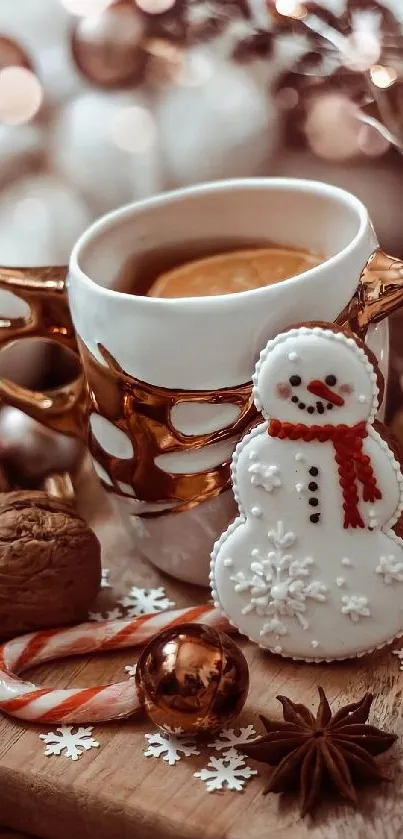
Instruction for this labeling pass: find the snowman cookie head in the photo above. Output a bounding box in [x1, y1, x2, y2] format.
[253, 325, 382, 427]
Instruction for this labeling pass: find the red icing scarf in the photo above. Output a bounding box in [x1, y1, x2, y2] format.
[268, 419, 382, 529]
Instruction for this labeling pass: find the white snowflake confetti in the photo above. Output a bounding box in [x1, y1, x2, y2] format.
[144, 729, 200, 766]
[124, 663, 137, 678]
[248, 460, 282, 493]
[119, 586, 175, 617]
[88, 606, 122, 622]
[341, 594, 371, 622]
[208, 726, 258, 752]
[231, 520, 327, 638]
[376, 554, 403, 585]
[101, 568, 112, 589]
[39, 726, 99, 761]
[194, 747, 257, 792]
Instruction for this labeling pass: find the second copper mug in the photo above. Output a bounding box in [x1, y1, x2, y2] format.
[0, 178, 402, 586]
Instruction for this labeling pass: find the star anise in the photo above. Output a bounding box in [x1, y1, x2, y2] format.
[242, 688, 397, 816]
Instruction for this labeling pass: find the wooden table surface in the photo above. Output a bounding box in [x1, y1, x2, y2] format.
[1, 462, 403, 839]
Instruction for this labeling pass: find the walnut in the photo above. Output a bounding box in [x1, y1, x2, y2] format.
[0, 490, 101, 640]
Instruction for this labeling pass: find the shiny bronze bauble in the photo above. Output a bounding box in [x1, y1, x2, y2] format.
[135, 622, 249, 735]
[71, 2, 147, 89]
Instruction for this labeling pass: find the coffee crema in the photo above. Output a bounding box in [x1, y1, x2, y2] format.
[146, 246, 324, 299]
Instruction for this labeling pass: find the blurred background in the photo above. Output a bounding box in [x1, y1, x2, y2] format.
[1, 0, 403, 478]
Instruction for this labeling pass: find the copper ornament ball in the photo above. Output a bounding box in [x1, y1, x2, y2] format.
[71, 2, 147, 89]
[135, 623, 249, 735]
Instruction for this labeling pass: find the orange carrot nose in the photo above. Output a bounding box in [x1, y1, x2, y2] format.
[307, 380, 345, 406]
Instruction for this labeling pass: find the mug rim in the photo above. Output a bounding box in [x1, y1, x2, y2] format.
[69, 177, 369, 309]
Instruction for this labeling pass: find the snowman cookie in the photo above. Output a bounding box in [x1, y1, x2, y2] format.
[210, 322, 403, 661]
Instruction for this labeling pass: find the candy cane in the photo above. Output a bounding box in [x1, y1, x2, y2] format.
[0, 605, 231, 724]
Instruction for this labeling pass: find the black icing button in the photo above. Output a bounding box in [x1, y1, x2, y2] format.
[307, 406, 315, 414]
[327, 403, 333, 410]
[289, 375, 301, 386]
[298, 403, 305, 410]
[291, 395, 299, 403]
[310, 513, 320, 523]
[309, 497, 319, 507]
[309, 467, 319, 476]
[308, 481, 318, 491]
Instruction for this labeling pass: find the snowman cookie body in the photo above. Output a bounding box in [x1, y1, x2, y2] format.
[210, 324, 403, 661]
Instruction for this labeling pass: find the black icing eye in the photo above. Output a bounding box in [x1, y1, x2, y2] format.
[289, 375, 301, 387]
[325, 374, 337, 386]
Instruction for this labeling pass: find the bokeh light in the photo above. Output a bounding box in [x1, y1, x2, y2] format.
[370, 64, 398, 90]
[110, 105, 156, 152]
[0, 67, 43, 125]
[275, 87, 299, 110]
[341, 30, 381, 72]
[305, 93, 360, 161]
[175, 51, 214, 87]
[60, 0, 115, 16]
[135, 0, 175, 14]
[275, 0, 306, 20]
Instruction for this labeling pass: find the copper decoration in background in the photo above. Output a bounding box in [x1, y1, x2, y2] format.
[336, 249, 403, 339]
[0, 253, 403, 515]
[135, 622, 249, 734]
[71, 2, 148, 89]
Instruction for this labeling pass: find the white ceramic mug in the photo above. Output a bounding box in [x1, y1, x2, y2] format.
[66, 178, 390, 586]
[0, 179, 393, 586]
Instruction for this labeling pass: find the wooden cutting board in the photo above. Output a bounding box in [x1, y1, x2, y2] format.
[0, 461, 403, 839]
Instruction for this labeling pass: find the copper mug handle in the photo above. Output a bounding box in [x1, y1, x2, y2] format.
[336, 248, 403, 338]
[0, 252, 401, 439]
[0, 265, 87, 439]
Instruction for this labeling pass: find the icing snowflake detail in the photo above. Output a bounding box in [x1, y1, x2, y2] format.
[230, 521, 327, 638]
[208, 726, 258, 753]
[88, 607, 122, 622]
[194, 748, 257, 792]
[101, 568, 111, 589]
[119, 586, 175, 617]
[376, 554, 403, 585]
[341, 595, 371, 622]
[248, 460, 281, 492]
[143, 729, 200, 766]
[124, 663, 137, 678]
[39, 726, 99, 761]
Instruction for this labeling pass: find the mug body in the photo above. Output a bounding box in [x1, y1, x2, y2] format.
[68, 178, 385, 586]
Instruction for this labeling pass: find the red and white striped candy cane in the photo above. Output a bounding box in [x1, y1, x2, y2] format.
[0, 605, 231, 724]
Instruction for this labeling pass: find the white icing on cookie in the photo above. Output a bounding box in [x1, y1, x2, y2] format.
[251, 506, 262, 518]
[211, 323, 403, 662]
